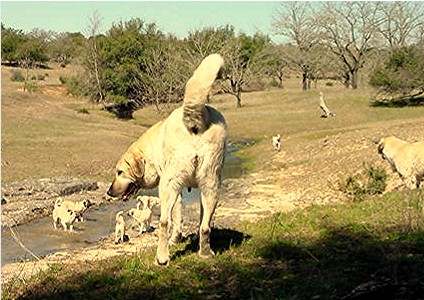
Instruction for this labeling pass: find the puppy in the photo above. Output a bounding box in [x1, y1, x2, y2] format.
[108, 54, 226, 265]
[52, 199, 77, 232]
[272, 134, 281, 151]
[58, 199, 92, 222]
[128, 207, 152, 234]
[136, 195, 160, 210]
[115, 210, 126, 244]
[378, 136, 424, 189]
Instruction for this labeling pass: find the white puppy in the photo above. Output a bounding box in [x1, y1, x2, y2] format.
[57, 198, 92, 222]
[272, 134, 281, 151]
[128, 207, 152, 234]
[52, 199, 77, 232]
[136, 195, 160, 210]
[115, 210, 126, 244]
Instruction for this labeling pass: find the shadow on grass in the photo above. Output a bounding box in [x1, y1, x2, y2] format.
[172, 228, 251, 259]
[13, 225, 424, 300]
[370, 95, 424, 108]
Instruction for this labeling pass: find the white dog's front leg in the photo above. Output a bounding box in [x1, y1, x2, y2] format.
[156, 182, 180, 266]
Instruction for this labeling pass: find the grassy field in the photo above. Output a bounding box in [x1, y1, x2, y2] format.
[2, 65, 424, 299]
[5, 190, 424, 299]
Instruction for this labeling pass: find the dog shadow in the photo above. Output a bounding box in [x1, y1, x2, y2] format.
[172, 228, 250, 259]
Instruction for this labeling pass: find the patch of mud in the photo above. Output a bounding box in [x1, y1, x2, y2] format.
[1, 177, 104, 228]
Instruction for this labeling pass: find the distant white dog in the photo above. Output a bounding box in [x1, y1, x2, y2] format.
[114, 210, 126, 244]
[272, 134, 281, 151]
[57, 198, 92, 222]
[378, 136, 424, 189]
[52, 199, 77, 232]
[319, 92, 335, 118]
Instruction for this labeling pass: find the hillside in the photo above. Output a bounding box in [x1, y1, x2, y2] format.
[2, 65, 424, 298]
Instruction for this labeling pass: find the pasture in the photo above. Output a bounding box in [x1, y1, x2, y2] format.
[2, 65, 424, 299]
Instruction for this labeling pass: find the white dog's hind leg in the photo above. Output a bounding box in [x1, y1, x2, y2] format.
[198, 186, 218, 259]
[169, 193, 183, 245]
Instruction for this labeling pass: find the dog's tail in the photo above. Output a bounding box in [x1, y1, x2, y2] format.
[183, 53, 224, 134]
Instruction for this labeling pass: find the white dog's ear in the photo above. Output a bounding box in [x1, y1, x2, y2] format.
[125, 157, 145, 179]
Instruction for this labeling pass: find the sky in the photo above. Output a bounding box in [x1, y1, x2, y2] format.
[1, 1, 285, 43]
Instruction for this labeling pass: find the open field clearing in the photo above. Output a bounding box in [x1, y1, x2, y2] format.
[2, 65, 424, 299]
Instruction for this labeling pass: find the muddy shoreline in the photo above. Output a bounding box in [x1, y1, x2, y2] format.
[1, 174, 276, 285]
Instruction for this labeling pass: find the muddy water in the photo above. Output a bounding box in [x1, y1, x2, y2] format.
[1, 151, 247, 265]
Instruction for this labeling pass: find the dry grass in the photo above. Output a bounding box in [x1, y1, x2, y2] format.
[2, 65, 424, 184]
[1, 66, 144, 183]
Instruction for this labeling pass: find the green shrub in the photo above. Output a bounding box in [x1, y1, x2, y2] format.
[63, 76, 84, 96]
[31, 74, 45, 81]
[339, 163, 387, 202]
[10, 70, 25, 82]
[76, 108, 90, 114]
[59, 76, 67, 84]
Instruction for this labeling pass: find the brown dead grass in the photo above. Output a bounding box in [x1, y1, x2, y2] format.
[2, 65, 424, 185]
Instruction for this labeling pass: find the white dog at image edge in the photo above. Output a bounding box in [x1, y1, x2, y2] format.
[378, 136, 424, 189]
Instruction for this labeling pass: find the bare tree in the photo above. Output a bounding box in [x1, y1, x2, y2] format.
[273, 2, 319, 90]
[257, 44, 289, 88]
[315, 2, 381, 89]
[140, 40, 189, 113]
[85, 11, 105, 105]
[221, 38, 250, 108]
[187, 27, 264, 108]
[377, 2, 424, 50]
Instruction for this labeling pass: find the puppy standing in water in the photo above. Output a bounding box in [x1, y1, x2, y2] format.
[52, 199, 77, 232]
[57, 198, 92, 222]
[378, 136, 424, 189]
[108, 54, 227, 265]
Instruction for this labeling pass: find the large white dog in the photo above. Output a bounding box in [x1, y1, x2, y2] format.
[107, 54, 227, 265]
[378, 136, 424, 189]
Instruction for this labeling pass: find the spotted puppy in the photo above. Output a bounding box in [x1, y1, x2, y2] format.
[272, 134, 281, 151]
[52, 198, 77, 232]
[57, 198, 92, 222]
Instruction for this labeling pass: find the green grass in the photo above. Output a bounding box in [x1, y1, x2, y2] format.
[4, 190, 423, 299]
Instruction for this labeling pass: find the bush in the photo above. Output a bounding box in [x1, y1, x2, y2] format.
[62, 76, 84, 96]
[30, 74, 46, 81]
[339, 163, 387, 202]
[75, 108, 90, 114]
[10, 70, 25, 82]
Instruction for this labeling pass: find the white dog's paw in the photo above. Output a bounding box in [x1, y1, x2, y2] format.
[154, 255, 170, 266]
[198, 249, 215, 259]
[169, 232, 182, 245]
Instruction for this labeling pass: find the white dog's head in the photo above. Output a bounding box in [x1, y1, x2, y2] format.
[107, 150, 145, 201]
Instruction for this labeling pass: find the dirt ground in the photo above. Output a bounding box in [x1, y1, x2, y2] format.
[2, 116, 423, 285]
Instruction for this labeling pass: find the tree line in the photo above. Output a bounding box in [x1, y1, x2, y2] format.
[2, 2, 424, 116]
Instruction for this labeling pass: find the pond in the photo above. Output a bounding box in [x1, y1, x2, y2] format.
[1, 144, 251, 266]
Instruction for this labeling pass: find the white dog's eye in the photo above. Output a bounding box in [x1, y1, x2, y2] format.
[117, 170, 123, 176]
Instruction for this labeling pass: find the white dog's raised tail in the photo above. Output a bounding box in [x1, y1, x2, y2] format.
[183, 54, 224, 134]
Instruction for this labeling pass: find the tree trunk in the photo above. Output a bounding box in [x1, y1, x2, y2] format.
[343, 71, 350, 88]
[350, 70, 358, 89]
[302, 71, 308, 91]
[236, 90, 242, 108]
